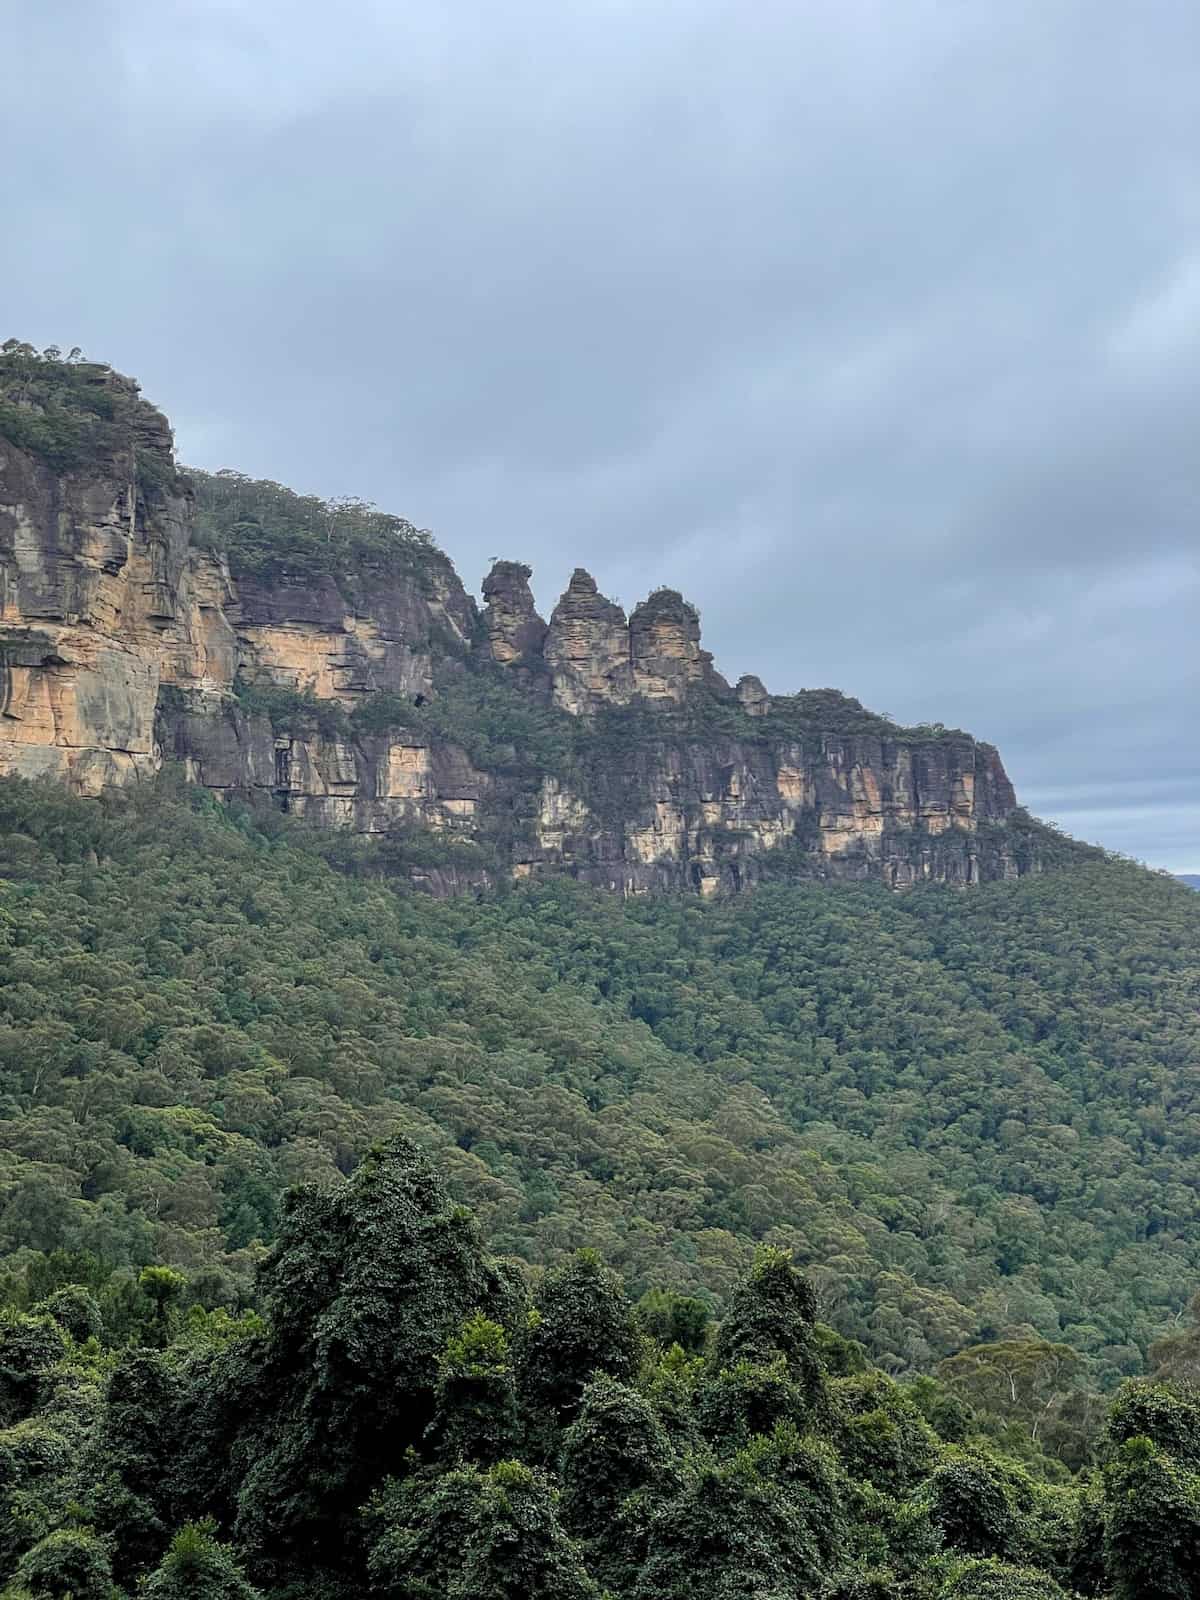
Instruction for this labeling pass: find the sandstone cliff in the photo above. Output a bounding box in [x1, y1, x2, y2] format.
[0, 348, 1044, 892]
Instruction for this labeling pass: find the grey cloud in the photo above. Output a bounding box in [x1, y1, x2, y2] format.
[3, 0, 1198, 868]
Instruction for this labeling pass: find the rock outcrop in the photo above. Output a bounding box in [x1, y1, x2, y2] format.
[544, 567, 633, 715]
[480, 560, 547, 667]
[0, 351, 1044, 893]
[0, 367, 195, 792]
[629, 588, 713, 704]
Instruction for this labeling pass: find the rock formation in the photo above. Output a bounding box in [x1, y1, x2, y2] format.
[544, 568, 633, 715]
[0, 350, 1043, 893]
[480, 560, 547, 667]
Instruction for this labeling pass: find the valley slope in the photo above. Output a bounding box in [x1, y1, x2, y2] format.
[0, 775, 1196, 1407]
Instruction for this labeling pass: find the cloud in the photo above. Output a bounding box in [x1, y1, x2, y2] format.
[1109, 255, 1200, 371]
[2, 0, 1197, 868]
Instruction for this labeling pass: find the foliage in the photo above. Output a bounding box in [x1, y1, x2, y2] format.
[12, 1526, 113, 1600]
[938, 1341, 1084, 1446]
[390, 668, 580, 776]
[231, 680, 351, 741]
[923, 1452, 1023, 1560]
[1102, 1435, 1200, 1600]
[1105, 1379, 1200, 1468]
[630, 1425, 845, 1600]
[84, 1347, 178, 1582]
[939, 1559, 1069, 1599]
[560, 1374, 678, 1589]
[367, 1460, 598, 1599]
[635, 1288, 711, 1354]
[230, 1138, 515, 1577]
[141, 1524, 261, 1600]
[35, 1287, 101, 1346]
[0, 1315, 66, 1427]
[426, 1314, 520, 1466]
[517, 1249, 641, 1443]
[0, 343, 172, 487]
[0, 773, 1197, 1454]
[188, 469, 444, 589]
[2, 1134, 1200, 1598]
[831, 1371, 941, 1497]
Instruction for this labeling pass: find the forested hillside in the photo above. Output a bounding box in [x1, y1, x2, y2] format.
[6, 1132, 1200, 1600]
[1, 775, 1198, 1466]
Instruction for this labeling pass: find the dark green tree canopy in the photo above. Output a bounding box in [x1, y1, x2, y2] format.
[517, 1249, 641, 1434]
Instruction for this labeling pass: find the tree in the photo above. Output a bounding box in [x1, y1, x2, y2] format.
[84, 1348, 179, 1584]
[940, 1559, 1069, 1599]
[696, 1355, 813, 1448]
[232, 1137, 514, 1580]
[560, 1374, 678, 1591]
[367, 1466, 489, 1599]
[0, 1313, 65, 1426]
[454, 1461, 599, 1600]
[832, 1371, 941, 1497]
[924, 1453, 1021, 1561]
[137, 1268, 188, 1349]
[636, 1289, 710, 1354]
[1106, 1380, 1200, 1469]
[14, 1526, 114, 1600]
[426, 1314, 521, 1466]
[711, 1247, 824, 1416]
[517, 1250, 640, 1442]
[938, 1341, 1083, 1444]
[1103, 1436, 1200, 1600]
[141, 1523, 261, 1600]
[632, 1427, 843, 1600]
[1149, 1293, 1200, 1385]
[35, 1287, 102, 1345]
[366, 1461, 598, 1600]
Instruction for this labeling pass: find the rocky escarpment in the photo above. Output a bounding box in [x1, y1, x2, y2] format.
[0, 348, 1048, 893]
[0, 361, 197, 792]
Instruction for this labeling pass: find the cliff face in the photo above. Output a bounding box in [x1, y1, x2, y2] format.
[0, 367, 195, 793]
[0, 351, 1037, 893]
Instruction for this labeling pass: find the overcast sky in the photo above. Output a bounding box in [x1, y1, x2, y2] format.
[4, 1, 1198, 869]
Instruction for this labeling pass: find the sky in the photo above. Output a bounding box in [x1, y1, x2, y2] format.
[4, 1, 1198, 870]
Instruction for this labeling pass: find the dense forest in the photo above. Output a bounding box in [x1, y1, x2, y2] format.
[6, 1130, 1200, 1600]
[1, 775, 1198, 1484]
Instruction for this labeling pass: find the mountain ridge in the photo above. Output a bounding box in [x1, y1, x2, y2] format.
[0, 343, 1075, 892]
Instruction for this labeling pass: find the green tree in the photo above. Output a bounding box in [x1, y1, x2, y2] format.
[696, 1355, 814, 1448]
[426, 1314, 521, 1466]
[1103, 1436, 1200, 1600]
[940, 1559, 1069, 1598]
[832, 1371, 941, 1497]
[633, 1426, 844, 1600]
[366, 1461, 597, 1600]
[712, 1247, 823, 1408]
[13, 1527, 114, 1600]
[0, 1315, 65, 1427]
[1106, 1380, 1200, 1468]
[560, 1374, 678, 1591]
[232, 1137, 513, 1579]
[84, 1348, 179, 1584]
[34, 1288, 102, 1346]
[137, 1269, 188, 1349]
[517, 1250, 640, 1441]
[141, 1524, 261, 1600]
[454, 1461, 598, 1600]
[924, 1453, 1022, 1561]
[938, 1341, 1083, 1445]
[636, 1289, 710, 1354]
[1148, 1293, 1200, 1384]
